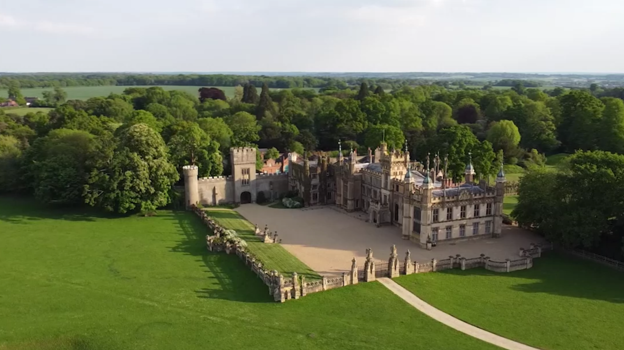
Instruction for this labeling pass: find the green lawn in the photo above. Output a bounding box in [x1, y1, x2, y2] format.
[503, 195, 518, 215]
[0, 86, 235, 100]
[205, 208, 319, 279]
[0, 197, 500, 350]
[0, 85, 317, 101]
[0, 107, 52, 116]
[395, 252, 624, 350]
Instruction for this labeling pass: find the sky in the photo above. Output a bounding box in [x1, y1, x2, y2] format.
[1, 0, 623, 73]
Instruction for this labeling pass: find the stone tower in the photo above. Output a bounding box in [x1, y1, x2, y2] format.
[183, 165, 199, 209]
[230, 147, 257, 204]
[494, 163, 506, 238]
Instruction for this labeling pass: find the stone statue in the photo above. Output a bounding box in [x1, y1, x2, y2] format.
[366, 248, 373, 260]
[391, 244, 398, 258]
[351, 257, 357, 269]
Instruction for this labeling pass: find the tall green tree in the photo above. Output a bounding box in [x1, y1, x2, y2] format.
[168, 123, 223, 177]
[7, 81, 26, 105]
[256, 83, 277, 119]
[486, 120, 521, 157]
[364, 124, 405, 150]
[356, 82, 370, 101]
[0, 135, 22, 193]
[558, 90, 604, 152]
[597, 98, 624, 154]
[242, 84, 259, 104]
[225, 112, 260, 146]
[85, 124, 179, 214]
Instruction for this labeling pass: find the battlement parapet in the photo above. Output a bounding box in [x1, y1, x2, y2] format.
[258, 173, 288, 178]
[231, 147, 256, 153]
[199, 175, 233, 182]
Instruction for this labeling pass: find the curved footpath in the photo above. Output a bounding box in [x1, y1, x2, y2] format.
[377, 278, 540, 350]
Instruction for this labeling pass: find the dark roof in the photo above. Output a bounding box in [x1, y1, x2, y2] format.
[432, 185, 485, 198]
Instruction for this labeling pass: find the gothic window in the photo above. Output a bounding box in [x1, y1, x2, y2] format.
[486, 203, 492, 216]
[432, 228, 439, 242]
[460, 225, 466, 237]
[312, 184, 318, 190]
[414, 223, 421, 234]
[445, 226, 453, 240]
[472, 222, 479, 235]
[446, 207, 453, 221]
[473, 204, 480, 217]
[433, 209, 439, 222]
[485, 221, 492, 234]
[460, 205, 466, 219]
[394, 204, 399, 221]
[413, 207, 421, 222]
[312, 193, 318, 202]
[242, 168, 251, 186]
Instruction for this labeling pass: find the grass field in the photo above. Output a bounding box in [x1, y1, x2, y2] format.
[204, 208, 319, 279]
[503, 195, 518, 215]
[0, 197, 500, 350]
[395, 252, 624, 350]
[0, 107, 52, 116]
[0, 86, 239, 101]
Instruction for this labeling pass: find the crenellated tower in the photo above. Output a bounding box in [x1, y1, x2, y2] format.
[183, 165, 199, 208]
[231, 147, 258, 203]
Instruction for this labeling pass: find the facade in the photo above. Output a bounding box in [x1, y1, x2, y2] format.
[287, 142, 506, 247]
[183, 147, 289, 207]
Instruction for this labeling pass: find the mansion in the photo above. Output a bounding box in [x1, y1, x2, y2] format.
[288, 142, 505, 248]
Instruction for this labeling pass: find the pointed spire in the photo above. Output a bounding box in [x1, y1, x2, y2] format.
[423, 152, 434, 189]
[465, 151, 475, 175]
[404, 140, 408, 154]
[338, 138, 342, 154]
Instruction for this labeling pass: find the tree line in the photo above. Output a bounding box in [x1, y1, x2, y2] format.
[2, 81, 624, 233]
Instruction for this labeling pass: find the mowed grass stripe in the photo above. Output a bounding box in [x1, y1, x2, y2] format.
[205, 208, 320, 280]
[0, 196, 500, 350]
[395, 252, 624, 350]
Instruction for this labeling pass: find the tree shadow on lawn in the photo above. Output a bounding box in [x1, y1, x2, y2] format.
[169, 211, 272, 303]
[0, 196, 128, 224]
[434, 253, 624, 304]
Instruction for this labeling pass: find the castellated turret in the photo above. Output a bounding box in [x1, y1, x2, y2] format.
[183, 165, 199, 209]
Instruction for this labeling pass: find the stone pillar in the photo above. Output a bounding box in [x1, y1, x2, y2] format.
[389, 245, 400, 278]
[404, 250, 414, 275]
[322, 276, 328, 291]
[342, 272, 349, 286]
[255, 224, 260, 235]
[506, 259, 511, 273]
[182, 165, 199, 209]
[460, 257, 466, 270]
[292, 272, 300, 299]
[273, 233, 279, 244]
[414, 262, 420, 273]
[364, 248, 376, 282]
[432, 258, 437, 272]
[276, 274, 285, 302]
[350, 258, 358, 285]
[526, 258, 531, 270]
[301, 276, 307, 297]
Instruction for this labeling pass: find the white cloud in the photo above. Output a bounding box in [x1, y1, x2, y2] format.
[34, 21, 94, 35]
[0, 12, 93, 35]
[349, 5, 428, 26]
[0, 13, 18, 26]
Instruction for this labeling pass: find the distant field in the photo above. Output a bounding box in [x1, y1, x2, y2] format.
[0, 107, 52, 116]
[0, 86, 239, 101]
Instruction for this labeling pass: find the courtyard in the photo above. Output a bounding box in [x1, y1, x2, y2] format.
[235, 204, 545, 276]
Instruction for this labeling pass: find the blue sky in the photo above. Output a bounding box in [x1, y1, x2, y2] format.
[1, 0, 622, 73]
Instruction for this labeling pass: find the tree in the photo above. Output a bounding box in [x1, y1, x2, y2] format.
[374, 85, 385, 96]
[198, 117, 233, 151]
[483, 95, 512, 122]
[0, 135, 22, 193]
[487, 120, 521, 156]
[289, 141, 304, 154]
[242, 84, 259, 104]
[125, 110, 162, 132]
[597, 98, 624, 154]
[42, 87, 67, 106]
[360, 96, 387, 125]
[167, 92, 198, 121]
[85, 124, 179, 214]
[356, 82, 370, 101]
[256, 83, 277, 118]
[455, 98, 481, 124]
[507, 100, 559, 153]
[558, 90, 604, 152]
[265, 147, 280, 160]
[296, 129, 318, 151]
[511, 81, 525, 95]
[364, 124, 405, 150]
[225, 112, 260, 146]
[87, 97, 134, 122]
[198, 87, 226, 102]
[431, 125, 481, 181]
[7, 81, 26, 105]
[168, 122, 223, 177]
[26, 129, 101, 204]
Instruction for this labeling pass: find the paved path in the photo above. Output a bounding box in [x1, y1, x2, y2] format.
[377, 278, 540, 350]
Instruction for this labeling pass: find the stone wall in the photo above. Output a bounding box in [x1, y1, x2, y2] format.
[190, 204, 554, 303]
[198, 176, 234, 206]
